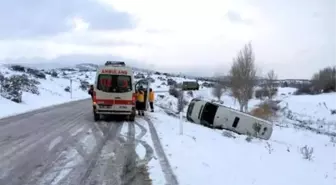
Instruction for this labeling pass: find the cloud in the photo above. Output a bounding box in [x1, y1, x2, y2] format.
[226, 10, 253, 24]
[0, 0, 134, 39]
[0, 0, 334, 79]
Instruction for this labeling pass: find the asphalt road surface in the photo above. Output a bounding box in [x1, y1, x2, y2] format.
[0, 99, 153, 185]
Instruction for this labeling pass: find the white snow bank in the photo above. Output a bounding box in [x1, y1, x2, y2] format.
[279, 92, 336, 121]
[147, 109, 336, 185]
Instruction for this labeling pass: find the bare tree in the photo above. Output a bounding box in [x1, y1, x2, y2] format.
[311, 66, 336, 93]
[212, 77, 226, 101]
[212, 83, 224, 101]
[265, 69, 278, 99]
[230, 42, 257, 112]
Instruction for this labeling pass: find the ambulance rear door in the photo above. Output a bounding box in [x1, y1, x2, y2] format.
[95, 72, 134, 114]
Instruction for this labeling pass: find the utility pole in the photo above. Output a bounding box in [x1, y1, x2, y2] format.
[70, 79, 72, 99]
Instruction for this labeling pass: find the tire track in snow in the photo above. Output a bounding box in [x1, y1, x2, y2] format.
[144, 117, 179, 185]
[81, 121, 125, 185]
[121, 122, 137, 185]
[76, 122, 123, 185]
[48, 136, 63, 151]
[135, 122, 147, 145]
[134, 122, 154, 166]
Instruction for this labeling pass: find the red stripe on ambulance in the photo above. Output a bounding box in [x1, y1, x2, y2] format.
[95, 99, 133, 105]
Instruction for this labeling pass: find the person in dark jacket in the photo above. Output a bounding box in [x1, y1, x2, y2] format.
[88, 85, 94, 99]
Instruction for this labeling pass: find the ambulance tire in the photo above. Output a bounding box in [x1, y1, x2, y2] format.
[129, 115, 135, 122]
[93, 112, 100, 122]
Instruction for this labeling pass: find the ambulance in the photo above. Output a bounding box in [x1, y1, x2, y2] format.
[91, 61, 137, 121]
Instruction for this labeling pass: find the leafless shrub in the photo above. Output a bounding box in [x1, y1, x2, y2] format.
[250, 101, 279, 120]
[169, 86, 179, 98]
[212, 83, 225, 101]
[229, 42, 257, 112]
[255, 88, 277, 99]
[265, 70, 278, 99]
[0, 72, 4, 92]
[294, 84, 316, 95]
[187, 91, 193, 97]
[300, 145, 314, 160]
[51, 71, 58, 77]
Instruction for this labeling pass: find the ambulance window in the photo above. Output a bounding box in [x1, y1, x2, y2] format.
[97, 74, 113, 92]
[117, 75, 132, 92]
[97, 74, 132, 92]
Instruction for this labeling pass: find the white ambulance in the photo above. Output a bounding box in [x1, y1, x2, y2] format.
[92, 61, 137, 121]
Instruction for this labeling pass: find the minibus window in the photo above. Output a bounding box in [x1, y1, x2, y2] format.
[232, 117, 240, 128]
[187, 101, 195, 117]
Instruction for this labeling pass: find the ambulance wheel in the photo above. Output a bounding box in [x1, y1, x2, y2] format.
[129, 115, 135, 122]
[93, 112, 100, 121]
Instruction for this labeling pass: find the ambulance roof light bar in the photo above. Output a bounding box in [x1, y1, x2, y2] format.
[105, 61, 126, 66]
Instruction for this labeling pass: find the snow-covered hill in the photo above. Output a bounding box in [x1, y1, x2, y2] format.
[0, 64, 96, 118]
[0, 63, 335, 185]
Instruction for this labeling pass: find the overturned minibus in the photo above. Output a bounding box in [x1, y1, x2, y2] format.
[186, 98, 273, 140]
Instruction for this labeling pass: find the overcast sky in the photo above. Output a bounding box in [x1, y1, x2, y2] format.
[0, 0, 334, 79]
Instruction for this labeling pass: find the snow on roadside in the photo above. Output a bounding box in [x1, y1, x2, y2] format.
[147, 109, 335, 185]
[0, 66, 94, 119]
[119, 121, 165, 184]
[0, 83, 90, 119]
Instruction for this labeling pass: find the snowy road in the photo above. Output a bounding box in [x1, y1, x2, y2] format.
[0, 100, 152, 185]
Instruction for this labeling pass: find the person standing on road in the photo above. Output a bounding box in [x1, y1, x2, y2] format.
[88, 85, 94, 100]
[149, 88, 155, 112]
[137, 89, 145, 116]
[135, 90, 140, 113]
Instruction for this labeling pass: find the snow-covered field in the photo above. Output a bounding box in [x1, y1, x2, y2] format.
[1, 64, 336, 185]
[148, 105, 335, 185]
[152, 85, 336, 185]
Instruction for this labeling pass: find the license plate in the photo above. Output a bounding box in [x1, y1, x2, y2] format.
[119, 106, 127, 109]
